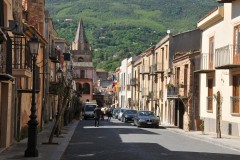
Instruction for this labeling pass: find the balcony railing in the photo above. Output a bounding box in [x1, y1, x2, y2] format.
[215, 44, 240, 69]
[142, 87, 148, 96]
[154, 63, 164, 73]
[194, 53, 215, 73]
[49, 82, 60, 95]
[141, 65, 149, 74]
[73, 74, 93, 79]
[230, 96, 240, 114]
[49, 47, 60, 63]
[11, 36, 32, 77]
[130, 78, 138, 86]
[167, 87, 179, 98]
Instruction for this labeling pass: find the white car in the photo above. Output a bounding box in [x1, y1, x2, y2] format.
[117, 108, 128, 121]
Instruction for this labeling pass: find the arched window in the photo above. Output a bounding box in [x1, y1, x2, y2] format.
[83, 83, 90, 94]
[78, 57, 84, 62]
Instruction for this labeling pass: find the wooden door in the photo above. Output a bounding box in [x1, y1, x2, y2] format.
[207, 79, 213, 111]
[233, 75, 240, 113]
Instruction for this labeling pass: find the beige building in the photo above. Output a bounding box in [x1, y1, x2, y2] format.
[197, 0, 240, 136]
[172, 51, 200, 131]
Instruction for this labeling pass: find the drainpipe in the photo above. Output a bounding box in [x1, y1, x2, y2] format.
[0, 0, 4, 27]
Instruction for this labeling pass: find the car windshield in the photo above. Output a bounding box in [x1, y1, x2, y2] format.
[120, 109, 127, 113]
[138, 111, 154, 116]
[85, 105, 96, 111]
[113, 109, 119, 114]
[125, 110, 137, 114]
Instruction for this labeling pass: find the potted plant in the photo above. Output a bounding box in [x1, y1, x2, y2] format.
[200, 120, 204, 134]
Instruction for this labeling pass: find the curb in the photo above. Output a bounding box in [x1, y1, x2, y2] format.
[165, 127, 240, 153]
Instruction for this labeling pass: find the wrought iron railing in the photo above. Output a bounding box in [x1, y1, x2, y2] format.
[194, 53, 214, 71]
[130, 78, 138, 86]
[215, 45, 240, 67]
[10, 36, 32, 72]
[167, 87, 179, 98]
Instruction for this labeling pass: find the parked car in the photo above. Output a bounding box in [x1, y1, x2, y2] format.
[133, 111, 160, 128]
[118, 108, 128, 121]
[112, 108, 120, 119]
[121, 109, 137, 122]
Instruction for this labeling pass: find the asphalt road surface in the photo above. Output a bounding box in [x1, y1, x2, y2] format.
[61, 118, 240, 160]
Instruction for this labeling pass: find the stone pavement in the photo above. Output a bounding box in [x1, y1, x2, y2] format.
[0, 120, 240, 160]
[162, 125, 240, 153]
[0, 120, 79, 160]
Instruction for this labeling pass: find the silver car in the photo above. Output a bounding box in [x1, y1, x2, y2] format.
[133, 111, 160, 128]
[118, 108, 128, 121]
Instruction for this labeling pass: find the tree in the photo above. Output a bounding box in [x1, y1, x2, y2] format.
[47, 79, 73, 144]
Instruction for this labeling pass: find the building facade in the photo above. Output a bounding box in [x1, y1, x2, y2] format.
[197, 1, 240, 136]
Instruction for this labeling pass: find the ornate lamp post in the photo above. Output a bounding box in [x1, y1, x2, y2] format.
[25, 34, 40, 157]
[56, 67, 63, 82]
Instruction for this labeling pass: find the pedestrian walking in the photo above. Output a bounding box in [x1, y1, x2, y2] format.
[107, 109, 112, 121]
[94, 106, 101, 127]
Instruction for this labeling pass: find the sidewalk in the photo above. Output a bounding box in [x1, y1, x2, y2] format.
[0, 120, 79, 160]
[162, 125, 240, 153]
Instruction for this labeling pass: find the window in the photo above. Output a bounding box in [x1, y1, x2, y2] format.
[80, 70, 85, 78]
[207, 78, 213, 112]
[234, 25, 240, 55]
[176, 67, 180, 86]
[83, 83, 90, 94]
[184, 65, 188, 96]
[232, 75, 240, 114]
[78, 57, 84, 62]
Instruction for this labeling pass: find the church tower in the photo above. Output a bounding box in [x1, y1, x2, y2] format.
[71, 19, 92, 62]
[71, 19, 95, 102]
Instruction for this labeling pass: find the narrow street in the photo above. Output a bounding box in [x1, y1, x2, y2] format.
[61, 118, 240, 160]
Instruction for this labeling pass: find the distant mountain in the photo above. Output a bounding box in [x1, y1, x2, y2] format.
[45, 0, 220, 71]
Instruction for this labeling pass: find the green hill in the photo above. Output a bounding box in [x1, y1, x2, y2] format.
[45, 0, 220, 71]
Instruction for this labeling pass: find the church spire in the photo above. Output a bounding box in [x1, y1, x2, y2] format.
[74, 18, 89, 52]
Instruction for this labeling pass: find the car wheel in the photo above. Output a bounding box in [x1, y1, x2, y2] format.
[133, 120, 136, 126]
[137, 122, 141, 128]
[124, 118, 128, 123]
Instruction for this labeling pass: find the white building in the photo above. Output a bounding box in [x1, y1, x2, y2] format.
[197, 0, 240, 136]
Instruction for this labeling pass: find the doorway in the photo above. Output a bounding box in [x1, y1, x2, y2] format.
[174, 100, 184, 129]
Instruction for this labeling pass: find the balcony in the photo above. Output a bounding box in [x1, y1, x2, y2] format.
[73, 74, 93, 80]
[141, 87, 148, 96]
[194, 53, 215, 73]
[130, 78, 138, 86]
[49, 82, 61, 95]
[73, 62, 93, 67]
[49, 48, 60, 63]
[167, 86, 179, 99]
[215, 45, 240, 69]
[154, 63, 164, 73]
[141, 65, 149, 74]
[11, 36, 32, 77]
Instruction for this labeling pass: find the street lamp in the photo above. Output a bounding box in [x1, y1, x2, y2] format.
[25, 34, 40, 157]
[56, 67, 63, 83]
